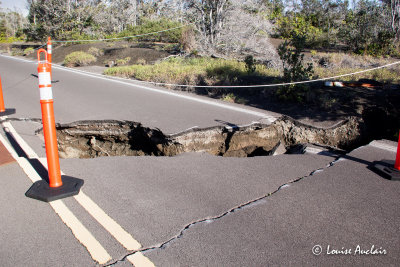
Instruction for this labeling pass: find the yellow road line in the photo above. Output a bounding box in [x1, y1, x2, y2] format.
[50, 200, 112, 264]
[73, 191, 142, 250]
[127, 253, 156, 267]
[0, 121, 112, 264]
[2, 119, 156, 266]
[40, 157, 156, 266]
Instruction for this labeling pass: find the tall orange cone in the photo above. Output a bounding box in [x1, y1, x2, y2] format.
[0, 76, 5, 113]
[0, 75, 16, 116]
[395, 131, 400, 171]
[47, 37, 52, 64]
[25, 49, 83, 202]
[47, 37, 52, 77]
[372, 130, 400, 181]
[37, 48, 62, 187]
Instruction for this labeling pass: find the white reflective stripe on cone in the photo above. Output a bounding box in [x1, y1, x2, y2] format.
[38, 72, 51, 86]
[40, 87, 53, 100]
[48, 45, 52, 54]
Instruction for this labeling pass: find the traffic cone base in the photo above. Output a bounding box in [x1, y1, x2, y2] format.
[25, 175, 84, 202]
[395, 131, 400, 170]
[372, 161, 400, 181]
[0, 108, 16, 115]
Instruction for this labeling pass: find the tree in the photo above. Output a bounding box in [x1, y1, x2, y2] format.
[187, 0, 229, 46]
[276, 35, 314, 103]
[0, 5, 27, 40]
[339, 0, 391, 54]
[381, 0, 400, 42]
[187, 0, 279, 65]
[25, 0, 105, 40]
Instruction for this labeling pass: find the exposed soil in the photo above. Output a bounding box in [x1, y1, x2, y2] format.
[49, 116, 368, 159]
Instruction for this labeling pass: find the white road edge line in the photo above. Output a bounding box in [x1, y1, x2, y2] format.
[1, 118, 155, 266]
[0, 54, 277, 124]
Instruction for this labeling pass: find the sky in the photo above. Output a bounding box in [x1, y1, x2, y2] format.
[1, 0, 28, 15]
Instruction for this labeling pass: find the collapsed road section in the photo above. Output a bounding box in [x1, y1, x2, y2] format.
[48, 116, 366, 159]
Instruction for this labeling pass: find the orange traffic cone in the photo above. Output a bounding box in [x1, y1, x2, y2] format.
[395, 131, 400, 171]
[25, 49, 83, 202]
[372, 130, 400, 181]
[0, 75, 16, 116]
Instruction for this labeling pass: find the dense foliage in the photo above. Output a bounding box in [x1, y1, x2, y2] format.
[269, 0, 399, 55]
[0, 0, 399, 56]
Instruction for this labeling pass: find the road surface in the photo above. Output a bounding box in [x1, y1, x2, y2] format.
[0, 54, 399, 266]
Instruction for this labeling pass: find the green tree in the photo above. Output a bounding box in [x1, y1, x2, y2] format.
[339, 0, 392, 55]
[24, 0, 102, 41]
[276, 35, 314, 103]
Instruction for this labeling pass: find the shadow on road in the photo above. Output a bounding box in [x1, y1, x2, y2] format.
[3, 128, 49, 183]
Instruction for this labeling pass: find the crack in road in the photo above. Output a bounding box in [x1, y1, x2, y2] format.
[50, 116, 365, 159]
[103, 155, 344, 267]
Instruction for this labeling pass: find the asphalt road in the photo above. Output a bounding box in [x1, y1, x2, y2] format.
[0, 54, 399, 266]
[0, 55, 277, 133]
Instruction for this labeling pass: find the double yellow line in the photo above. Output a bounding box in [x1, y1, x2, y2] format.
[0, 118, 154, 266]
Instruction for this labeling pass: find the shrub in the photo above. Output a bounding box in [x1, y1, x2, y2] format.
[222, 93, 236, 103]
[116, 57, 131, 66]
[24, 47, 35, 55]
[64, 51, 96, 67]
[278, 36, 314, 83]
[11, 48, 23, 56]
[135, 58, 146, 65]
[88, 47, 103, 57]
[276, 15, 323, 47]
[276, 35, 314, 103]
[0, 36, 24, 43]
[107, 19, 183, 43]
[244, 55, 256, 74]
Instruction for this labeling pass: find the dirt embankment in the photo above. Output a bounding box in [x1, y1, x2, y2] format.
[49, 115, 371, 159]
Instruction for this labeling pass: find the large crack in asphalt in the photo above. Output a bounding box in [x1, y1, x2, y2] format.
[103, 155, 345, 267]
[44, 115, 366, 159]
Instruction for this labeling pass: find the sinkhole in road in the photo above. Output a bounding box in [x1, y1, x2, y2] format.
[50, 116, 367, 159]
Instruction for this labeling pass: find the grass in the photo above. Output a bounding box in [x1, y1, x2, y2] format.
[104, 52, 400, 98]
[64, 51, 97, 67]
[314, 66, 400, 83]
[116, 57, 131, 66]
[23, 47, 34, 55]
[88, 47, 103, 57]
[104, 56, 281, 86]
[222, 93, 248, 104]
[11, 48, 24, 56]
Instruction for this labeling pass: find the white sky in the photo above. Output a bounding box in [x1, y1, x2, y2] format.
[1, 0, 28, 15]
